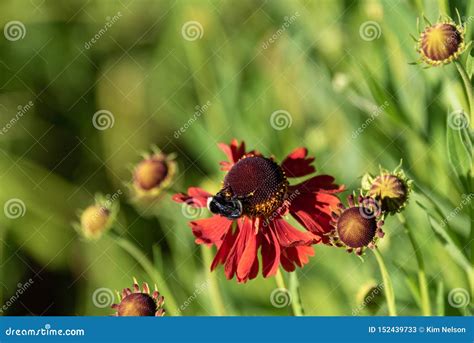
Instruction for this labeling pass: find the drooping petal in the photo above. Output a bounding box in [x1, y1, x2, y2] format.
[172, 187, 211, 207]
[189, 215, 233, 246]
[280, 246, 314, 272]
[289, 175, 343, 237]
[271, 218, 319, 247]
[211, 225, 237, 272]
[224, 218, 255, 281]
[236, 219, 259, 282]
[280, 147, 315, 178]
[261, 228, 280, 278]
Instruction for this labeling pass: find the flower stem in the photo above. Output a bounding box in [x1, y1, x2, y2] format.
[373, 248, 397, 316]
[275, 269, 304, 316]
[404, 221, 432, 315]
[454, 60, 473, 126]
[201, 246, 227, 315]
[112, 235, 181, 316]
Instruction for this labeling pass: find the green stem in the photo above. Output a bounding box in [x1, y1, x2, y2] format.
[201, 246, 227, 315]
[373, 248, 397, 316]
[403, 221, 431, 315]
[113, 235, 181, 316]
[454, 60, 473, 126]
[275, 269, 304, 316]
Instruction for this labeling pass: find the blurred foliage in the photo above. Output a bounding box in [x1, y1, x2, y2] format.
[0, 0, 472, 316]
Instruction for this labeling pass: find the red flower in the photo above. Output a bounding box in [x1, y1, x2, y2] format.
[173, 139, 343, 283]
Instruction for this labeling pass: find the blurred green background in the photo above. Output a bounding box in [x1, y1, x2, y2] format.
[0, 0, 472, 316]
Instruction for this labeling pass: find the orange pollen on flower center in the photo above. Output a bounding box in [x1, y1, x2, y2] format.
[223, 156, 288, 217]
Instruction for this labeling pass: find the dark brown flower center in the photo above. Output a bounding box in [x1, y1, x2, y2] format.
[118, 293, 157, 316]
[421, 23, 463, 61]
[336, 207, 376, 248]
[134, 158, 168, 190]
[223, 156, 288, 217]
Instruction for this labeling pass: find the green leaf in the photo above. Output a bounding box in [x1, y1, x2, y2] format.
[427, 214, 471, 273]
[436, 280, 445, 316]
[446, 117, 472, 190]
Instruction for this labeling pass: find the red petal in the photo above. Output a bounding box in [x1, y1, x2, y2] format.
[236, 219, 259, 282]
[261, 228, 280, 278]
[218, 139, 247, 171]
[281, 246, 314, 272]
[172, 187, 211, 207]
[271, 218, 318, 247]
[281, 147, 315, 178]
[211, 226, 237, 272]
[189, 215, 233, 245]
